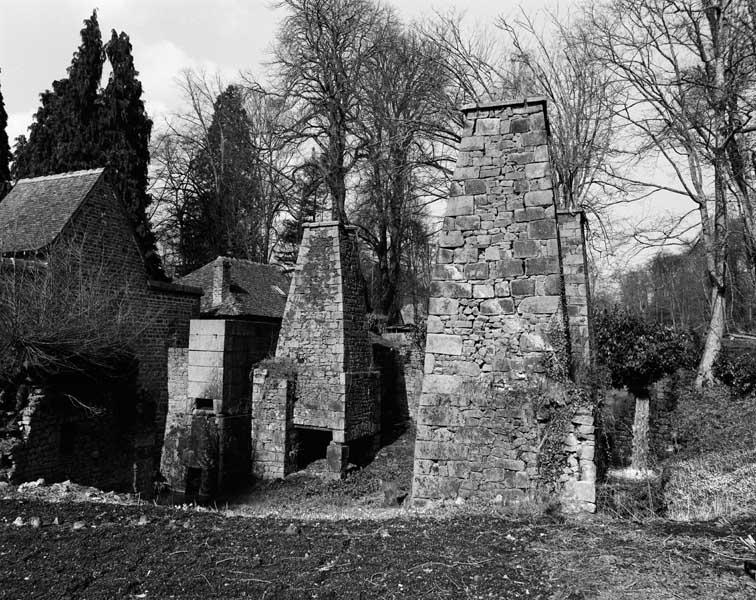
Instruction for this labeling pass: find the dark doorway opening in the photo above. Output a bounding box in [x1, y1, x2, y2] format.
[293, 428, 331, 471]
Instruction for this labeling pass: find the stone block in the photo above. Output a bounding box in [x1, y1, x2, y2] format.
[428, 297, 459, 315]
[424, 354, 435, 374]
[475, 117, 500, 135]
[518, 296, 560, 314]
[524, 191, 553, 207]
[427, 316, 444, 333]
[494, 260, 524, 278]
[526, 257, 560, 275]
[433, 264, 464, 280]
[509, 151, 534, 164]
[430, 281, 472, 298]
[439, 231, 464, 248]
[514, 207, 546, 222]
[511, 118, 530, 133]
[422, 374, 462, 394]
[473, 284, 495, 298]
[438, 249, 454, 264]
[480, 299, 503, 315]
[513, 240, 540, 258]
[499, 298, 515, 313]
[510, 279, 535, 296]
[426, 334, 463, 355]
[495, 281, 511, 296]
[456, 215, 481, 230]
[446, 196, 474, 216]
[544, 274, 562, 295]
[465, 179, 487, 195]
[525, 162, 550, 179]
[522, 130, 548, 146]
[464, 263, 489, 280]
[528, 219, 557, 239]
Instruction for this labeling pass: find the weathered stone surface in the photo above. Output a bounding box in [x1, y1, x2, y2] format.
[464, 263, 489, 280]
[446, 196, 474, 216]
[494, 260, 524, 278]
[428, 297, 459, 315]
[414, 100, 594, 514]
[513, 240, 540, 258]
[430, 281, 471, 298]
[524, 191, 553, 207]
[439, 231, 464, 248]
[528, 219, 557, 239]
[526, 257, 560, 275]
[465, 179, 487, 195]
[518, 296, 560, 314]
[510, 279, 535, 296]
[426, 334, 463, 355]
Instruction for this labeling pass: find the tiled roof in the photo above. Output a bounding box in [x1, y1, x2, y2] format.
[178, 257, 291, 319]
[0, 169, 105, 253]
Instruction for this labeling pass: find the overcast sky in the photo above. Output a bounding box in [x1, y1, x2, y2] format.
[0, 0, 561, 143]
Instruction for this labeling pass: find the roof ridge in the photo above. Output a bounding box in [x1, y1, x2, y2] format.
[15, 168, 105, 184]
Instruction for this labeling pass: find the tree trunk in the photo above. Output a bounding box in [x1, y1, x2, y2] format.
[630, 394, 650, 473]
[696, 285, 726, 387]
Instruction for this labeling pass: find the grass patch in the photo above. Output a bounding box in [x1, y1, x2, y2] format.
[663, 385, 756, 521]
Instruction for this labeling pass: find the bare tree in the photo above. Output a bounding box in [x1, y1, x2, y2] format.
[353, 22, 455, 319]
[498, 9, 619, 212]
[589, 0, 756, 385]
[273, 0, 388, 224]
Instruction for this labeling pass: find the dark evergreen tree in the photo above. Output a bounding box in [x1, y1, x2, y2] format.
[102, 30, 163, 278]
[178, 85, 259, 273]
[0, 73, 11, 199]
[13, 10, 103, 177]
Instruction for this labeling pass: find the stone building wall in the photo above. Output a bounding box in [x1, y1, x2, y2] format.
[413, 98, 595, 512]
[250, 371, 297, 479]
[10, 387, 138, 491]
[557, 210, 593, 374]
[161, 318, 279, 494]
[5, 176, 201, 495]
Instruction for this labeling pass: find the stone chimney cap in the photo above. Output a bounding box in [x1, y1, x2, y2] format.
[460, 96, 548, 113]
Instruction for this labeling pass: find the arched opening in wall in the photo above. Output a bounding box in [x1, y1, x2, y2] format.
[292, 427, 331, 471]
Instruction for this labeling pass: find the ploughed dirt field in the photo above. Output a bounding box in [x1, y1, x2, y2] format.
[2, 497, 756, 600]
[1, 428, 755, 599]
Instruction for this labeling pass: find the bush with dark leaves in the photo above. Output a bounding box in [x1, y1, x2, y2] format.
[713, 349, 756, 396]
[594, 306, 699, 393]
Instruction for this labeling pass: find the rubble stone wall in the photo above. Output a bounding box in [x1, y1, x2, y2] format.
[413, 98, 595, 512]
[250, 370, 296, 479]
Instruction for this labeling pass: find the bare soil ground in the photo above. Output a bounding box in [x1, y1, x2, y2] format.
[1, 426, 755, 599]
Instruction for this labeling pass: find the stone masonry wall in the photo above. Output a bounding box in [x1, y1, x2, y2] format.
[5, 175, 200, 495]
[557, 210, 593, 374]
[250, 371, 296, 479]
[413, 98, 595, 512]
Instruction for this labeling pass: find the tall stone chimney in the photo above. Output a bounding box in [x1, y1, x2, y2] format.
[212, 257, 231, 307]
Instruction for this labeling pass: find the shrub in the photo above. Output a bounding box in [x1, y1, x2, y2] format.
[594, 306, 699, 393]
[0, 244, 147, 394]
[713, 348, 756, 396]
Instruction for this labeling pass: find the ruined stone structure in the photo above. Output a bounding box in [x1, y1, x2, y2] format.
[161, 258, 289, 498]
[412, 99, 596, 512]
[252, 222, 380, 479]
[0, 169, 201, 494]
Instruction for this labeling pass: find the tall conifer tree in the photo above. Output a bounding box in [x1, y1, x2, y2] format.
[102, 30, 163, 278]
[14, 10, 103, 177]
[0, 72, 11, 199]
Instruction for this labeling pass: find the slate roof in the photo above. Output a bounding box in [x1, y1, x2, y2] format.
[0, 169, 106, 254]
[178, 257, 291, 319]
